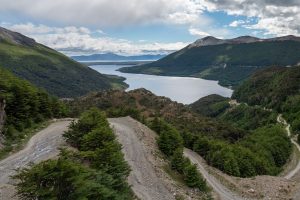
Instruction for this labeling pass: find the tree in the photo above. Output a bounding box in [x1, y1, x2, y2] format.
[170, 148, 185, 172]
[157, 121, 183, 156]
[183, 162, 207, 191]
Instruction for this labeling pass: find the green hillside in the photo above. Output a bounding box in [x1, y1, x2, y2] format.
[120, 38, 300, 86]
[233, 65, 300, 133]
[189, 94, 230, 117]
[0, 27, 126, 97]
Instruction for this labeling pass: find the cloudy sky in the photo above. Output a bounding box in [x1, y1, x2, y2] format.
[1, 0, 299, 55]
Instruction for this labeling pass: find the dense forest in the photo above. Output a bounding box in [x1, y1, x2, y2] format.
[120, 40, 300, 86]
[0, 26, 126, 97]
[0, 67, 67, 147]
[14, 108, 134, 200]
[233, 66, 300, 133]
[68, 88, 292, 177]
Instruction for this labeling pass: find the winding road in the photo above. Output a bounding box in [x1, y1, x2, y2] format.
[110, 117, 247, 200]
[109, 117, 174, 200]
[277, 114, 300, 179]
[184, 148, 244, 200]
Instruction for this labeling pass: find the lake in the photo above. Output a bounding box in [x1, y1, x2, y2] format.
[90, 65, 233, 104]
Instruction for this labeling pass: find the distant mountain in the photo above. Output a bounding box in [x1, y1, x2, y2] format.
[0, 27, 127, 97]
[119, 35, 300, 87]
[72, 53, 166, 61]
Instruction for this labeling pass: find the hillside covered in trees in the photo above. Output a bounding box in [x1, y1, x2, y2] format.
[233, 65, 300, 134]
[120, 36, 300, 86]
[68, 89, 292, 177]
[0, 27, 126, 97]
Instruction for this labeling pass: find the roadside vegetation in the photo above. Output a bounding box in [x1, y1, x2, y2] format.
[150, 117, 209, 192]
[68, 88, 293, 178]
[0, 67, 68, 158]
[14, 108, 134, 200]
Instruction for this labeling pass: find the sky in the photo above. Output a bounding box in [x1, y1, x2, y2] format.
[1, 0, 300, 55]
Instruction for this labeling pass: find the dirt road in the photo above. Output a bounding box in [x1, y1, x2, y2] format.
[184, 148, 244, 200]
[0, 119, 72, 199]
[109, 117, 174, 200]
[277, 115, 300, 179]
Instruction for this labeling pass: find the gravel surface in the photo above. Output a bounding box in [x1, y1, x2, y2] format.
[184, 148, 244, 200]
[109, 117, 175, 200]
[0, 119, 72, 200]
[277, 115, 300, 180]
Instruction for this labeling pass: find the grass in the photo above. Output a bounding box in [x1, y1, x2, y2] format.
[0, 120, 51, 160]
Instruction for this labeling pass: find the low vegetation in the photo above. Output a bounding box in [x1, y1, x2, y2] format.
[14, 108, 134, 200]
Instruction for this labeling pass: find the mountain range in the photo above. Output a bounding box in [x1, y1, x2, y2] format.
[119, 35, 300, 87]
[72, 53, 166, 61]
[0, 27, 127, 97]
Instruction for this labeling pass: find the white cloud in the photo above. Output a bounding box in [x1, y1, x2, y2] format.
[2, 23, 188, 55]
[189, 27, 231, 39]
[229, 20, 245, 27]
[189, 28, 210, 37]
[0, 0, 207, 27]
[201, 0, 300, 36]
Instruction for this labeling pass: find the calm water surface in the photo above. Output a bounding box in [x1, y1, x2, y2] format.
[90, 65, 233, 104]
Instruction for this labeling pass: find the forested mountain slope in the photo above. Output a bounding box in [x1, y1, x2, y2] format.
[0, 27, 126, 97]
[120, 36, 300, 86]
[233, 65, 300, 133]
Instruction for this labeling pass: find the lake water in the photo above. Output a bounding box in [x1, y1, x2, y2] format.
[90, 65, 233, 104]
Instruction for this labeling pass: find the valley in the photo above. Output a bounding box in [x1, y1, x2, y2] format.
[90, 64, 232, 104]
[0, 20, 300, 200]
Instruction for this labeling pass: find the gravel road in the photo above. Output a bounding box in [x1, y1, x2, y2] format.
[0, 119, 72, 199]
[277, 115, 300, 180]
[184, 148, 245, 200]
[109, 117, 174, 200]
